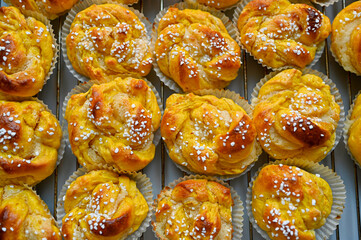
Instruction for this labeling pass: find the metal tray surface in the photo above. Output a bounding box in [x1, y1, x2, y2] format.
[0, 0, 359, 239]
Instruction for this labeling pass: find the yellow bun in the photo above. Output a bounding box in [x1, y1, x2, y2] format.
[0, 7, 54, 97]
[185, 0, 239, 10]
[161, 93, 261, 175]
[252, 164, 332, 240]
[347, 94, 361, 166]
[237, 0, 331, 69]
[62, 170, 148, 240]
[121, 0, 138, 3]
[65, 77, 161, 172]
[0, 184, 61, 239]
[0, 100, 62, 186]
[153, 179, 233, 239]
[6, 0, 78, 20]
[331, 1, 361, 75]
[155, 8, 241, 92]
[253, 69, 340, 162]
[66, 4, 153, 82]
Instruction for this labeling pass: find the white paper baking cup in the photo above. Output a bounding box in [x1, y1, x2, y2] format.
[0, 9, 58, 97]
[246, 159, 346, 240]
[163, 89, 262, 181]
[184, 0, 240, 11]
[250, 68, 345, 160]
[61, 79, 162, 172]
[56, 167, 153, 240]
[152, 1, 241, 93]
[233, 0, 326, 72]
[151, 174, 243, 240]
[343, 91, 361, 169]
[61, 0, 153, 83]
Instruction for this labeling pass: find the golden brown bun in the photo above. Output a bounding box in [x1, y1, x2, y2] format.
[237, 0, 331, 69]
[65, 77, 161, 172]
[185, 0, 239, 9]
[62, 170, 148, 240]
[161, 93, 261, 175]
[6, 0, 78, 20]
[66, 4, 153, 83]
[252, 164, 333, 240]
[155, 8, 241, 92]
[347, 94, 361, 166]
[153, 179, 233, 240]
[331, 1, 361, 75]
[253, 69, 340, 162]
[0, 184, 61, 239]
[0, 100, 62, 186]
[119, 0, 138, 4]
[0, 7, 54, 97]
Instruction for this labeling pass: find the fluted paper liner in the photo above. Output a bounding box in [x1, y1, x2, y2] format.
[250, 68, 345, 159]
[233, 0, 326, 72]
[61, 79, 162, 171]
[152, 1, 241, 93]
[343, 91, 361, 169]
[246, 159, 346, 240]
[151, 174, 244, 240]
[164, 89, 262, 180]
[57, 167, 153, 240]
[61, 0, 153, 83]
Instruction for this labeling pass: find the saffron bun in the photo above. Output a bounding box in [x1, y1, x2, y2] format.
[346, 93, 361, 166]
[66, 3, 153, 82]
[252, 69, 340, 162]
[0, 99, 62, 186]
[0, 184, 61, 239]
[0, 7, 54, 97]
[153, 178, 234, 239]
[5, 0, 78, 20]
[65, 77, 161, 172]
[61, 170, 148, 240]
[155, 7, 241, 92]
[237, 0, 331, 69]
[161, 93, 260, 176]
[251, 164, 332, 240]
[184, 0, 239, 10]
[119, 0, 138, 4]
[331, 1, 361, 76]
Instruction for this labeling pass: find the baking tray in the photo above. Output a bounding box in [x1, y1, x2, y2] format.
[0, 0, 359, 239]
